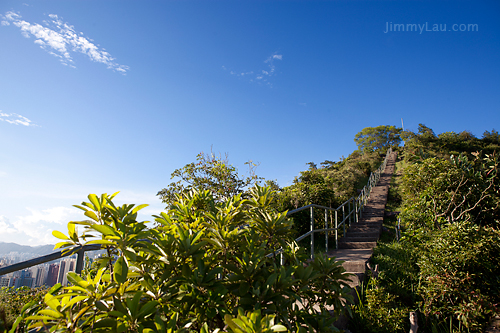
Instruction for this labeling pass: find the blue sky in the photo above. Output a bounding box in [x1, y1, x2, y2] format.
[1, 1, 499, 245]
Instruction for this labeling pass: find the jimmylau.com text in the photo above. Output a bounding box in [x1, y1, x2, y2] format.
[384, 22, 479, 34]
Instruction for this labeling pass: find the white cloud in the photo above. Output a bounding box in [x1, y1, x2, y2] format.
[18, 207, 75, 226]
[0, 207, 79, 246]
[0, 216, 17, 235]
[1, 11, 129, 73]
[0, 183, 165, 246]
[0, 207, 75, 246]
[224, 52, 282, 86]
[0, 111, 38, 126]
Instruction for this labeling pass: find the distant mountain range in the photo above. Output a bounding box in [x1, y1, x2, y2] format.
[0, 242, 57, 256]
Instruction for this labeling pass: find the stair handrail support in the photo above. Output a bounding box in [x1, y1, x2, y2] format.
[287, 148, 393, 260]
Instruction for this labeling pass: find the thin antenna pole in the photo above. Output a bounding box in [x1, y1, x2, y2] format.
[401, 118, 405, 146]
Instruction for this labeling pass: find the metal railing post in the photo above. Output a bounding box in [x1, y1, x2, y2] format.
[348, 200, 351, 226]
[342, 205, 345, 229]
[335, 210, 338, 249]
[355, 200, 359, 223]
[359, 191, 363, 221]
[342, 210, 346, 238]
[310, 206, 314, 260]
[325, 209, 328, 254]
[75, 248, 85, 275]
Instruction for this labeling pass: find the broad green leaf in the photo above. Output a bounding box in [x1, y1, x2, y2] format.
[108, 310, 127, 317]
[114, 256, 128, 284]
[88, 193, 101, 211]
[127, 291, 142, 316]
[69, 220, 94, 226]
[224, 315, 245, 333]
[44, 293, 60, 311]
[131, 204, 149, 214]
[93, 318, 117, 328]
[66, 272, 83, 285]
[91, 224, 117, 236]
[95, 300, 109, 311]
[64, 286, 89, 293]
[25, 315, 55, 321]
[264, 273, 278, 289]
[271, 325, 288, 332]
[68, 222, 77, 241]
[84, 210, 100, 222]
[52, 230, 69, 240]
[8, 316, 23, 333]
[61, 296, 87, 310]
[85, 239, 116, 246]
[73, 204, 88, 212]
[48, 283, 62, 294]
[38, 309, 63, 318]
[53, 241, 73, 250]
[137, 301, 159, 319]
[20, 300, 36, 314]
[93, 267, 107, 285]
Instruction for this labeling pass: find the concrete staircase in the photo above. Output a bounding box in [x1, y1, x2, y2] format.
[327, 151, 396, 288]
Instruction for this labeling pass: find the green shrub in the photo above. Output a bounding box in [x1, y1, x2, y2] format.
[0, 286, 47, 332]
[20, 186, 353, 332]
[349, 279, 408, 333]
[417, 221, 500, 332]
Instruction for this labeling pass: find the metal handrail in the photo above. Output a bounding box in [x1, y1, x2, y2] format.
[1, 148, 393, 279]
[287, 148, 393, 260]
[0, 244, 102, 277]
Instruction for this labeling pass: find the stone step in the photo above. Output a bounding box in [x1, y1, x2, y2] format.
[346, 231, 380, 238]
[349, 225, 382, 232]
[347, 230, 380, 237]
[340, 235, 378, 242]
[341, 260, 367, 273]
[361, 215, 384, 220]
[352, 220, 383, 227]
[328, 248, 373, 262]
[342, 272, 365, 288]
[338, 241, 377, 249]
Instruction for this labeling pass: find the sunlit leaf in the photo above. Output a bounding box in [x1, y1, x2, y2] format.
[52, 230, 69, 240]
[114, 256, 128, 284]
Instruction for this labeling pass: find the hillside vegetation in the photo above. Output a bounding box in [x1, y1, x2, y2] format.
[2, 125, 498, 333]
[350, 125, 500, 333]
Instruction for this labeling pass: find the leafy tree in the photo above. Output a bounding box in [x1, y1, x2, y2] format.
[402, 124, 500, 163]
[417, 123, 436, 140]
[21, 188, 353, 332]
[157, 150, 261, 208]
[401, 152, 499, 230]
[483, 129, 500, 144]
[354, 125, 402, 153]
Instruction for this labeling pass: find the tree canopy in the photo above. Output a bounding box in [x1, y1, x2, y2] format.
[157, 151, 261, 207]
[354, 125, 402, 153]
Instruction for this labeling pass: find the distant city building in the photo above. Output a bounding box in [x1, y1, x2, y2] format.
[14, 269, 34, 288]
[46, 263, 59, 287]
[0, 276, 11, 287]
[57, 258, 76, 286]
[35, 265, 48, 287]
